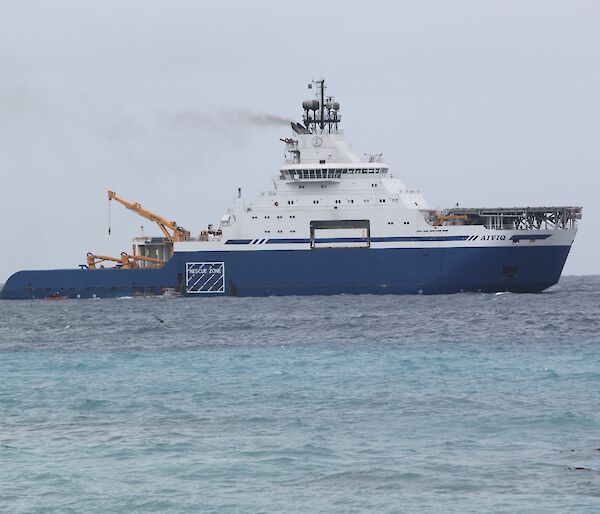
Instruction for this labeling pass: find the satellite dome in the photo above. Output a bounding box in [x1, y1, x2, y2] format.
[302, 99, 319, 111]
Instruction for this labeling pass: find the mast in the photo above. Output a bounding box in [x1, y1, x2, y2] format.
[319, 79, 325, 131]
[298, 78, 340, 135]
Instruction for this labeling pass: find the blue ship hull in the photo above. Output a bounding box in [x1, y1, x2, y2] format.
[0, 245, 572, 299]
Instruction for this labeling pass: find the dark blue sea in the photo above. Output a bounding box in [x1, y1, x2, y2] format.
[1, 276, 600, 513]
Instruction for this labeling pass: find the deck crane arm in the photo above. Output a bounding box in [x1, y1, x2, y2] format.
[107, 191, 190, 241]
[122, 253, 165, 266]
[87, 252, 131, 269]
[86, 252, 166, 270]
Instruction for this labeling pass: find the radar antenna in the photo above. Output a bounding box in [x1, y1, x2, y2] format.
[301, 79, 341, 134]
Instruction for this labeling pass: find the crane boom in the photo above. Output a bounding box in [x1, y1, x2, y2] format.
[123, 254, 165, 265]
[107, 191, 190, 241]
[87, 253, 131, 269]
[86, 252, 165, 269]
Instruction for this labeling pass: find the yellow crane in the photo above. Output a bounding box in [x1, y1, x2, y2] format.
[86, 253, 131, 269]
[107, 191, 191, 242]
[86, 252, 166, 270]
[124, 253, 166, 267]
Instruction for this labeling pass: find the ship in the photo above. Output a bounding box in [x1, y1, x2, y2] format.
[0, 79, 582, 300]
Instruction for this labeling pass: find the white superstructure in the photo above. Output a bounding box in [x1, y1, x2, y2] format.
[176, 79, 579, 254]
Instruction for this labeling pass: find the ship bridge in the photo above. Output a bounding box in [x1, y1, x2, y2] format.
[279, 164, 390, 183]
[276, 80, 399, 188]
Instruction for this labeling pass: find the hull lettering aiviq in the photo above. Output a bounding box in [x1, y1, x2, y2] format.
[0, 79, 582, 299]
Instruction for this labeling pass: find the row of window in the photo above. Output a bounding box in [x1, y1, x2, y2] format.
[264, 224, 409, 233]
[257, 220, 410, 227]
[252, 215, 297, 220]
[281, 168, 388, 180]
[253, 198, 400, 213]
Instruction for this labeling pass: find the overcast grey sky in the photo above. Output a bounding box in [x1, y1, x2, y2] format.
[1, 0, 598, 281]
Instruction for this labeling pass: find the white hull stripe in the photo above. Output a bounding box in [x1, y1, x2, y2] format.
[226, 235, 474, 245]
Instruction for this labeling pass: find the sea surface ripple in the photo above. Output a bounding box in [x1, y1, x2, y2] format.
[1, 276, 600, 513]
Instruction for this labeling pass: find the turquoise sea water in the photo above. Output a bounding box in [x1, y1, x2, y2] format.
[1, 276, 600, 513]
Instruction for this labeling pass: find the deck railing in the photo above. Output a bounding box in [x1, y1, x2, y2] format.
[440, 206, 582, 230]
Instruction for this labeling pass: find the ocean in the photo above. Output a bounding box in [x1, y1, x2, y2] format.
[1, 276, 599, 513]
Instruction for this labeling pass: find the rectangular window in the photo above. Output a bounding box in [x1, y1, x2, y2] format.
[310, 219, 370, 249]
